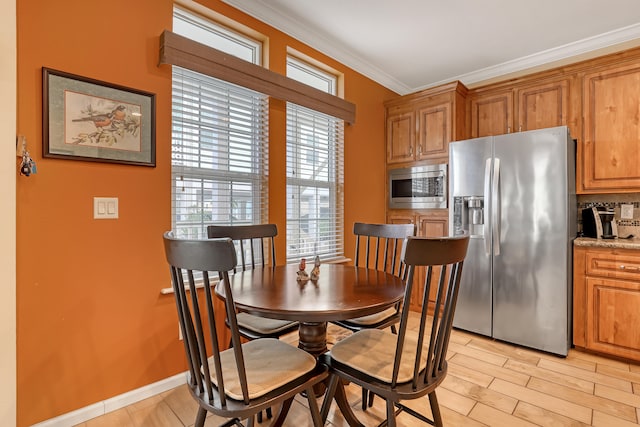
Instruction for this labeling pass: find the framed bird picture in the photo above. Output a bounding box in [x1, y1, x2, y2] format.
[42, 67, 156, 166]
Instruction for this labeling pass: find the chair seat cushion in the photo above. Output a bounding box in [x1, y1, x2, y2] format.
[237, 312, 298, 334]
[211, 338, 316, 400]
[330, 329, 426, 384]
[339, 306, 398, 326]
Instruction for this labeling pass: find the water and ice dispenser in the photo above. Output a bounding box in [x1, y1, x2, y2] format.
[453, 196, 484, 236]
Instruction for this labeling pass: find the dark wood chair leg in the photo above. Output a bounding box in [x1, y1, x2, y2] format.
[385, 399, 397, 427]
[428, 391, 443, 427]
[194, 407, 207, 427]
[320, 374, 339, 423]
[256, 406, 273, 423]
[220, 418, 243, 427]
[305, 386, 323, 427]
[361, 387, 368, 410]
[269, 397, 294, 427]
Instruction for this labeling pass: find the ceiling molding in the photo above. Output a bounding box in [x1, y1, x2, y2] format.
[222, 0, 640, 95]
[221, 0, 411, 94]
[427, 22, 640, 91]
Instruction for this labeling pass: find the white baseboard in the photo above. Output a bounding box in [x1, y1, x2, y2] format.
[31, 372, 187, 427]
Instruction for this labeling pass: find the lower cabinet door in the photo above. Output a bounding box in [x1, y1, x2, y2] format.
[586, 277, 640, 361]
[417, 214, 448, 313]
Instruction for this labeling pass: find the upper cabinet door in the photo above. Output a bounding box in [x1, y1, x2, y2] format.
[386, 110, 415, 164]
[581, 63, 640, 193]
[469, 91, 513, 138]
[416, 102, 451, 160]
[516, 79, 569, 132]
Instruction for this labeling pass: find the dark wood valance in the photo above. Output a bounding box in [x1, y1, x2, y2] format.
[159, 30, 356, 124]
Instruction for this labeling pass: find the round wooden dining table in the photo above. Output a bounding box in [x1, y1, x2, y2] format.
[215, 263, 406, 358]
[216, 263, 405, 426]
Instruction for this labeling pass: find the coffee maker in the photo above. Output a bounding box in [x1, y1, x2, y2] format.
[582, 207, 618, 239]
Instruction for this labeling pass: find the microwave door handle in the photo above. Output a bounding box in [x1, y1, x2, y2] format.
[492, 158, 501, 256]
[483, 158, 491, 256]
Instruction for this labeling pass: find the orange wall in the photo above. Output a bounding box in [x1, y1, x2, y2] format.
[16, 0, 397, 425]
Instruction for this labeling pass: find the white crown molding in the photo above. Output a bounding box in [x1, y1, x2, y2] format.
[221, 0, 411, 94]
[222, 0, 640, 95]
[425, 22, 640, 91]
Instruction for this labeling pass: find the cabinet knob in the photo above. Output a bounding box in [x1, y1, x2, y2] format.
[619, 265, 638, 271]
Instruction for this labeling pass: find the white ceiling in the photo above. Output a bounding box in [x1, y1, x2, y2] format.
[221, 0, 640, 95]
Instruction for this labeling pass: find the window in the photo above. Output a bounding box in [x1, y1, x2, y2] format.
[286, 57, 344, 262]
[171, 8, 268, 239]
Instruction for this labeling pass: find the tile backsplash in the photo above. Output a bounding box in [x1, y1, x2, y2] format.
[577, 193, 640, 237]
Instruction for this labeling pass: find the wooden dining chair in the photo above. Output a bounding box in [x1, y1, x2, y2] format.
[331, 222, 416, 409]
[207, 224, 299, 422]
[163, 232, 328, 427]
[207, 224, 299, 342]
[320, 234, 470, 427]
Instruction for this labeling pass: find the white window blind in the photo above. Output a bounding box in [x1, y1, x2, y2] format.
[286, 59, 344, 262]
[172, 9, 268, 239]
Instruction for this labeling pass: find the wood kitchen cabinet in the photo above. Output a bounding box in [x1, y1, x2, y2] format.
[384, 45, 640, 195]
[386, 81, 467, 165]
[386, 108, 415, 164]
[469, 77, 575, 138]
[573, 245, 640, 362]
[580, 62, 640, 193]
[387, 210, 448, 312]
[468, 90, 513, 138]
[515, 78, 573, 132]
[386, 103, 451, 163]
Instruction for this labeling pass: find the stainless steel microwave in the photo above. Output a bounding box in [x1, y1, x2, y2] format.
[388, 164, 447, 209]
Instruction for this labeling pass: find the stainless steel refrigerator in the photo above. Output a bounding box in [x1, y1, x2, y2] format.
[449, 126, 576, 356]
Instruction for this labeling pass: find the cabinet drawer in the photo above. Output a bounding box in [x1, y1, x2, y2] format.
[585, 252, 640, 280]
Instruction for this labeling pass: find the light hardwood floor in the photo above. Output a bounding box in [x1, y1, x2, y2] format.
[74, 313, 640, 427]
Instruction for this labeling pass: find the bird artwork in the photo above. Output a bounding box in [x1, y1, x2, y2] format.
[110, 105, 127, 122]
[72, 113, 112, 129]
[70, 104, 139, 146]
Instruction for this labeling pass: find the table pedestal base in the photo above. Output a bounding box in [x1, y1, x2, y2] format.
[298, 321, 328, 397]
[297, 321, 328, 357]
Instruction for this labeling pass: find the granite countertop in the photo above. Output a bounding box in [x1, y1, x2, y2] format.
[574, 236, 640, 250]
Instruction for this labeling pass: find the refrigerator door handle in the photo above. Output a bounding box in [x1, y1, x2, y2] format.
[493, 158, 501, 256]
[484, 158, 491, 255]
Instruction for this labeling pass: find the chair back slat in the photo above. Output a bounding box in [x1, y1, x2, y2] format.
[169, 266, 201, 389]
[389, 235, 469, 389]
[239, 239, 246, 271]
[164, 232, 257, 407]
[207, 224, 277, 271]
[353, 222, 416, 277]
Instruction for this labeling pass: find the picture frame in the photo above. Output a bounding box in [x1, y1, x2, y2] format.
[43, 67, 156, 167]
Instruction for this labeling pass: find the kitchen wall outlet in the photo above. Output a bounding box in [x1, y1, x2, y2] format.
[93, 197, 119, 219]
[621, 204, 634, 219]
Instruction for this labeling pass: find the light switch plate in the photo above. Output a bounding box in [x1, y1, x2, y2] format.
[621, 204, 634, 219]
[94, 197, 119, 219]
